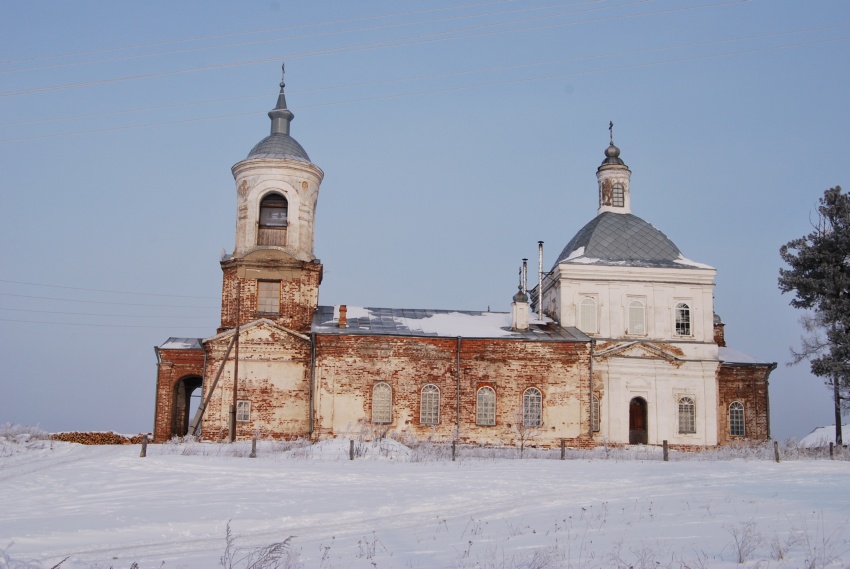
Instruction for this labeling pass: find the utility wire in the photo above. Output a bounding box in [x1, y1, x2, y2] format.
[1, 0, 606, 75]
[0, 0, 747, 98]
[2, 33, 845, 144]
[0, 292, 217, 309]
[0, 0, 515, 66]
[0, 307, 216, 319]
[2, 22, 843, 129]
[0, 317, 213, 329]
[0, 278, 217, 299]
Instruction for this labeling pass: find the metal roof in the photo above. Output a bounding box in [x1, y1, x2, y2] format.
[312, 305, 589, 342]
[159, 337, 203, 350]
[246, 133, 311, 162]
[554, 212, 685, 269]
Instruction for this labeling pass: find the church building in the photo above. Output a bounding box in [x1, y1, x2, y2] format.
[153, 66, 775, 448]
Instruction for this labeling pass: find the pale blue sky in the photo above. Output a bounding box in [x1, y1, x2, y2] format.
[1, 0, 848, 440]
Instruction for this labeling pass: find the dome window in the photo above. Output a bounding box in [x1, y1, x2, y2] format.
[258, 193, 288, 246]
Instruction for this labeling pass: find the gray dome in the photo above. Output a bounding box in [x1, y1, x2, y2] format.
[247, 133, 311, 162]
[554, 212, 686, 268]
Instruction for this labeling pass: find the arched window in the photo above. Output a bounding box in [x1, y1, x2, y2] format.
[612, 183, 625, 207]
[420, 384, 440, 425]
[591, 395, 600, 432]
[258, 193, 288, 246]
[729, 402, 745, 437]
[523, 388, 542, 427]
[678, 396, 696, 434]
[579, 297, 597, 334]
[372, 382, 392, 424]
[628, 300, 646, 335]
[476, 386, 496, 426]
[675, 303, 691, 336]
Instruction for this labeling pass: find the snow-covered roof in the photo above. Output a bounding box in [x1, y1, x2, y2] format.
[158, 337, 203, 350]
[718, 346, 774, 366]
[312, 305, 588, 342]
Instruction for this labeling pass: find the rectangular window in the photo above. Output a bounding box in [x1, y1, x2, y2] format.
[591, 396, 600, 432]
[675, 302, 691, 336]
[236, 400, 250, 422]
[678, 397, 696, 434]
[257, 281, 280, 313]
[628, 299, 646, 335]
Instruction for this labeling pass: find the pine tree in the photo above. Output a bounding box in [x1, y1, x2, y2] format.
[779, 186, 850, 445]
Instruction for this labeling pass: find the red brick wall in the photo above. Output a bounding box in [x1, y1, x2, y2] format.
[153, 348, 205, 442]
[219, 258, 321, 334]
[716, 363, 774, 445]
[314, 334, 594, 448]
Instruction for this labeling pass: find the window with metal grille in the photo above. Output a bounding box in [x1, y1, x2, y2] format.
[372, 382, 392, 424]
[612, 183, 624, 207]
[591, 395, 600, 432]
[420, 384, 440, 425]
[678, 396, 696, 434]
[628, 300, 646, 335]
[729, 402, 745, 437]
[476, 386, 496, 426]
[236, 400, 250, 422]
[675, 302, 691, 336]
[257, 281, 280, 313]
[579, 297, 597, 334]
[523, 388, 542, 427]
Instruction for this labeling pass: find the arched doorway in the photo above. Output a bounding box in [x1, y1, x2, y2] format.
[172, 375, 203, 437]
[629, 397, 648, 445]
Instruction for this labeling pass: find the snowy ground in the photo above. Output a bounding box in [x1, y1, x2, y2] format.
[1, 431, 849, 569]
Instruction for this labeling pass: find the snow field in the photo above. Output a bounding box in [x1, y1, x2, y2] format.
[1, 434, 849, 568]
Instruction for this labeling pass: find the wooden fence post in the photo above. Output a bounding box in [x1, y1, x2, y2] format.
[452, 440, 456, 462]
[350, 439, 354, 460]
[829, 442, 834, 459]
[663, 440, 669, 462]
[139, 435, 148, 458]
[249, 436, 257, 458]
[560, 439, 566, 460]
[774, 440, 780, 463]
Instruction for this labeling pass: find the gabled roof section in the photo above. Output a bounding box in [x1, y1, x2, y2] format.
[204, 318, 310, 344]
[594, 341, 684, 361]
[312, 306, 589, 342]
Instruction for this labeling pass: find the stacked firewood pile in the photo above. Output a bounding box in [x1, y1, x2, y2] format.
[50, 432, 149, 445]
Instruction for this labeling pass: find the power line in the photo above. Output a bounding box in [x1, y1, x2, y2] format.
[3, 22, 842, 130]
[0, 0, 515, 67]
[0, 307, 216, 319]
[0, 317, 213, 330]
[0, 278, 217, 299]
[0, 0, 747, 98]
[0, 0, 604, 75]
[0, 292, 217, 309]
[2, 33, 846, 144]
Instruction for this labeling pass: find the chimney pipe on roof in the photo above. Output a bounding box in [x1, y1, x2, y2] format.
[538, 242, 544, 323]
[338, 305, 348, 328]
[522, 258, 528, 295]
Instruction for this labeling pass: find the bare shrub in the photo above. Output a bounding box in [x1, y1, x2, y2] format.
[220, 521, 300, 569]
[724, 520, 763, 564]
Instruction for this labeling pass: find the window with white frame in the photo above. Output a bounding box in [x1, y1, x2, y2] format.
[612, 183, 625, 207]
[236, 400, 250, 422]
[678, 396, 696, 434]
[591, 395, 600, 432]
[523, 387, 542, 427]
[628, 299, 646, 335]
[420, 384, 440, 425]
[729, 402, 745, 437]
[579, 297, 597, 334]
[257, 281, 281, 313]
[372, 382, 392, 424]
[675, 302, 691, 336]
[476, 386, 496, 426]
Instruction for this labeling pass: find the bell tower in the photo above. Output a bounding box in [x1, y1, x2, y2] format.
[597, 121, 632, 215]
[220, 64, 324, 333]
